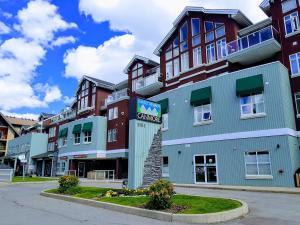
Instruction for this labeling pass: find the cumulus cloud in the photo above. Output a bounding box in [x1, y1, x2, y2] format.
[52, 36, 77, 47]
[63, 96, 75, 105]
[1, 110, 40, 121]
[0, 21, 11, 34]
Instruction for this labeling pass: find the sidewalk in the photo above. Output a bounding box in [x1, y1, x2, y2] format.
[174, 183, 300, 194]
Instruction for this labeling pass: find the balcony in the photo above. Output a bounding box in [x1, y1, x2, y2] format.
[134, 69, 163, 96]
[106, 89, 129, 105]
[50, 109, 76, 124]
[227, 26, 281, 65]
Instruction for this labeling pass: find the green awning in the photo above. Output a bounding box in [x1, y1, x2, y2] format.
[72, 124, 82, 134]
[82, 122, 93, 133]
[158, 99, 169, 114]
[236, 74, 264, 96]
[190, 87, 212, 106]
[58, 128, 68, 138]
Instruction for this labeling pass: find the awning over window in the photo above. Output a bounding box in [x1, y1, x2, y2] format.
[72, 124, 82, 134]
[82, 122, 93, 133]
[158, 99, 169, 114]
[190, 87, 212, 106]
[58, 128, 68, 138]
[236, 74, 264, 96]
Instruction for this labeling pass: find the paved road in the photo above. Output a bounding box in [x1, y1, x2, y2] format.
[0, 181, 299, 225]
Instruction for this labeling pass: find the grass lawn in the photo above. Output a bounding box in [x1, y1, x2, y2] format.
[46, 187, 241, 214]
[13, 176, 57, 183]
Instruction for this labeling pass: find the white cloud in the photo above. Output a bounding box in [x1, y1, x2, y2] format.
[52, 36, 77, 47]
[0, 0, 76, 111]
[0, 21, 11, 34]
[66, 0, 267, 84]
[15, 0, 77, 45]
[63, 96, 75, 105]
[3, 12, 13, 19]
[1, 110, 40, 121]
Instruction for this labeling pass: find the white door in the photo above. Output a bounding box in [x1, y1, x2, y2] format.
[194, 154, 218, 184]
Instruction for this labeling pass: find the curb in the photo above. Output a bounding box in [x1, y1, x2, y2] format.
[174, 184, 300, 195]
[41, 191, 248, 224]
[13, 180, 58, 185]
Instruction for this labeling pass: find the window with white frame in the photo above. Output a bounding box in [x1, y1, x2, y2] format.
[132, 63, 143, 78]
[289, 52, 300, 75]
[166, 61, 173, 80]
[48, 142, 55, 151]
[108, 107, 118, 120]
[244, 151, 272, 177]
[162, 156, 169, 177]
[240, 93, 265, 117]
[84, 131, 92, 143]
[282, 0, 297, 13]
[180, 22, 188, 52]
[191, 18, 201, 47]
[181, 52, 189, 72]
[284, 12, 300, 35]
[193, 47, 202, 67]
[74, 133, 80, 144]
[194, 104, 212, 124]
[294, 93, 300, 116]
[108, 129, 117, 142]
[206, 43, 216, 64]
[173, 58, 180, 77]
[217, 38, 227, 59]
[162, 114, 168, 130]
[48, 127, 56, 138]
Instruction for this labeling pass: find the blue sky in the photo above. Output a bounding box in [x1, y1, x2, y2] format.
[0, 0, 266, 119]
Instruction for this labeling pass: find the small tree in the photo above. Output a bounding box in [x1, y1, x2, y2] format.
[58, 175, 79, 193]
[146, 179, 174, 210]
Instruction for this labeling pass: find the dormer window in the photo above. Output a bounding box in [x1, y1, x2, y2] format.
[132, 63, 143, 78]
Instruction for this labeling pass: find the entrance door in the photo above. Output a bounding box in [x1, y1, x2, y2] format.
[194, 154, 218, 184]
[78, 162, 85, 178]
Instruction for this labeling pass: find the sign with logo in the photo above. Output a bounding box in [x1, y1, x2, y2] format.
[130, 98, 161, 124]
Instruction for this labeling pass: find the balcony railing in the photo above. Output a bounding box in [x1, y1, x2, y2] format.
[50, 109, 76, 123]
[227, 26, 280, 56]
[106, 89, 129, 104]
[134, 70, 161, 91]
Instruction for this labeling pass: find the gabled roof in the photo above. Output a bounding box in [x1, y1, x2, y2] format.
[154, 6, 253, 56]
[0, 113, 20, 136]
[76, 75, 115, 93]
[259, 0, 273, 15]
[124, 55, 159, 74]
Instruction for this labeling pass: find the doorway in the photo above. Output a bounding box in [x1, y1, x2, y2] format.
[194, 154, 218, 184]
[78, 162, 86, 178]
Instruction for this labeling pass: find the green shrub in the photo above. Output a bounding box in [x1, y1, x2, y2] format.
[64, 186, 82, 195]
[146, 179, 174, 210]
[58, 175, 79, 193]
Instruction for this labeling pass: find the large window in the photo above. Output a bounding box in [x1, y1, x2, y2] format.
[108, 107, 118, 120]
[282, 0, 297, 14]
[191, 18, 201, 47]
[244, 151, 272, 177]
[193, 47, 202, 67]
[206, 43, 216, 64]
[162, 114, 168, 130]
[162, 156, 169, 177]
[194, 104, 212, 124]
[91, 84, 96, 108]
[181, 52, 189, 72]
[48, 127, 56, 138]
[295, 93, 300, 116]
[240, 94, 265, 117]
[74, 133, 80, 144]
[284, 12, 300, 35]
[180, 22, 188, 52]
[165, 37, 180, 80]
[289, 52, 300, 76]
[132, 63, 143, 78]
[217, 38, 227, 59]
[84, 131, 92, 143]
[108, 129, 117, 143]
[78, 80, 90, 111]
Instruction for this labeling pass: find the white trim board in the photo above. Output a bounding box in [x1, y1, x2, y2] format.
[162, 128, 300, 146]
[59, 149, 128, 157]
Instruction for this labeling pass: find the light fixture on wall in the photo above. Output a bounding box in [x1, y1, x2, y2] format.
[178, 150, 181, 155]
[276, 144, 280, 149]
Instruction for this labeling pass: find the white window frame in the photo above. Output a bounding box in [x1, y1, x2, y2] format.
[240, 93, 265, 118]
[289, 52, 300, 76]
[206, 43, 216, 64]
[173, 58, 180, 77]
[84, 131, 92, 143]
[193, 47, 202, 67]
[113, 107, 118, 119]
[284, 12, 300, 35]
[217, 38, 227, 60]
[74, 133, 80, 145]
[181, 52, 189, 72]
[244, 151, 272, 179]
[294, 92, 300, 117]
[193, 104, 212, 125]
[162, 114, 168, 131]
[108, 107, 118, 120]
[215, 25, 225, 38]
[166, 61, 173, 80]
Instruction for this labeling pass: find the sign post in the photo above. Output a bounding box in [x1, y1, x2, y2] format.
[18, 155, 27, 181]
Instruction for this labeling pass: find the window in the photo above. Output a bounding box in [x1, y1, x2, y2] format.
[166, 61, 173, 80]
[289, 52, 300, 75]
[48, 142, 55, 151]
[166, 47, 172, 61]
[194, 104, 212, 124]
[84, 131, 92, 143]
[284, 12, 300, 35]
[204, 21, 214, 32]
[192, 18, 201, 47]
[74, 133, 80, 144]
[173, 58, 180, 77]
[205, 31, 214, 43]
[181, 52, 189, 71]
[162, 156, 169, 177]
[108, 107, 118, 120]
[206, 43, 216, 64]
[295, 93, 300, 116]
[215, 25, 225, 38]
[108, 129, 117, 142]
[62, 137, 67, 147]
[245, 151, 272, 177]
[48, 127, 56, 138]
[217, 38, 227, 59]
[162, 114, 168, 130]
[132, 63, 143, 78]
[180, 22, 188, 42]
[193, 47, 202, 67]
[282, 0, 297, 13]
[240, 94, 265, 117]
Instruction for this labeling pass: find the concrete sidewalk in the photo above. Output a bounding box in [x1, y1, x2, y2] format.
[174, 183, 300, 194]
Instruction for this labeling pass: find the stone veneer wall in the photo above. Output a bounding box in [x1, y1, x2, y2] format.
[142, 129, 162, 187]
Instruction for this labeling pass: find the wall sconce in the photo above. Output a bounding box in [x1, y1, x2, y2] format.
[276, 144, 280, 149]
[178, 150, 181, 155]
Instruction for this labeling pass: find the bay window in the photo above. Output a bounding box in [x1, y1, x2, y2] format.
[194, 104, 212, 124]
[240, 93, 265, 117]
[289, 52, 300, 76]
[245, 151, 272, 178]
[284, 12, 300, 35]
[206, 43, 216, 64]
